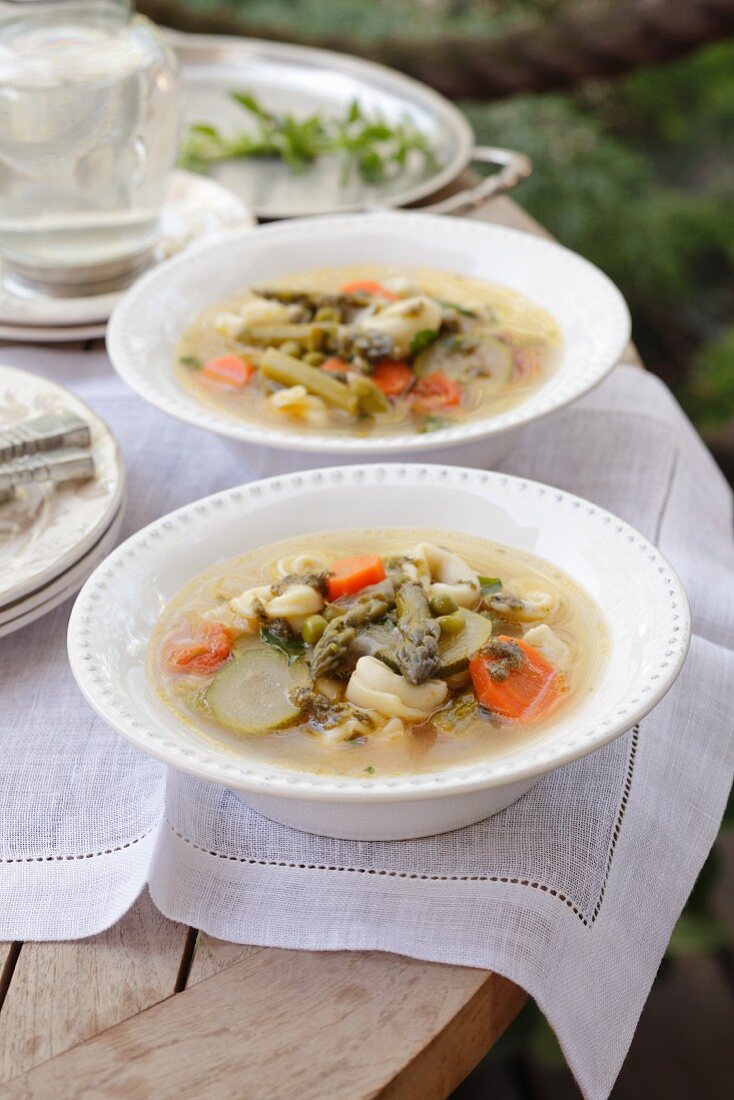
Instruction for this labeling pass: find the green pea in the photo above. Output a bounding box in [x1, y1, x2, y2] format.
[301, 614, 328, 645]
[303, 351, 326, 366]
[315, 306, 340, 322]
[438, 612, 465, 636]
[279, 340, 303, 358]
[430, 593, 458, 617]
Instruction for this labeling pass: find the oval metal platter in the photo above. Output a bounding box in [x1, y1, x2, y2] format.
[169, 29, 474, 220]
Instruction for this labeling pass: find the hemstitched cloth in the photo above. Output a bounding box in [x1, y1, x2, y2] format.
[1, 348, 733, 1100]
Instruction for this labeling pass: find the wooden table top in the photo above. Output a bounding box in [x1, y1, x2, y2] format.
[0, 189, 639, 1100]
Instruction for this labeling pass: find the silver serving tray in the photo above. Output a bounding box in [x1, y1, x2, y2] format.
[169, 30, 530, 220]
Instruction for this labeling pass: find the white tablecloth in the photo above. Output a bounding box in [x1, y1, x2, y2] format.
[1, 346, 732, 1100]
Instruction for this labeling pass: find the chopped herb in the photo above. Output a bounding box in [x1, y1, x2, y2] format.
[179, 355, 201, 369]
[179, 91, 437, 186]
[259, 627, 306, 665]
[409, 328, 440, 356]
[364, 765, 375, 774]
[437, 299, 478, 318]
[478, 575, 503, 595]
[417, 415, 449, 434]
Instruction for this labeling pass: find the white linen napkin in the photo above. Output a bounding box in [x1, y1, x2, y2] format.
[1, 346, 732, 1100]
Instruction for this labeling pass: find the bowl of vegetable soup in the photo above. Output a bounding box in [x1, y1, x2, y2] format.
[107, 212, 631, 470]
[68, 464, 689, 840]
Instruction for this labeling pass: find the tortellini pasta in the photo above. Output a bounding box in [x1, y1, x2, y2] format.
[359, 296, 443, 358]
[267, 385, 330, 426]
[276, 552, 330, 579]
[522, 624, 571, 673]
[492, 581, 560, 622]
[229, 585, 272, 631]
[410, 542, 480, 609]
[346, 656, 447, 720]
[231, 581, 324, 633]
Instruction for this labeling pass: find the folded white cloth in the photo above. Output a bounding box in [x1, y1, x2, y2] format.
[1, 347, 732, 1100]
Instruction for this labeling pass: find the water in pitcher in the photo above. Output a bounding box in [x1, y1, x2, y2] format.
[0, 0, 178, 292]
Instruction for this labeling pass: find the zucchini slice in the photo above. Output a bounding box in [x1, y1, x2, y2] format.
[437, 610, 493, 677]
[205, 645, 308, 736]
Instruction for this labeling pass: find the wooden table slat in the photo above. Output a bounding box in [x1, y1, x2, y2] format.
[0, 948, 524, 1100]
[186, 934, 263, 986]
[0, 892, 190, 1085]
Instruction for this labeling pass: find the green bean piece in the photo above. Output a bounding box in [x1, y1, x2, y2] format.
[348, 374, 390, 415]
[438, 612, 465, 635]
[314, 306, 341, 322]
[244, 323, 337, 347]
[301, 614, 328, 645]
[261, 348, 359, 415]
[280, 340, 303, 358]
[429, 593, 458, 617]
[303, 351, 326, 366]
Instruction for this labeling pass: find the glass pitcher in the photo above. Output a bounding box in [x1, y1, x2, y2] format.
[0, 0, 179, 296]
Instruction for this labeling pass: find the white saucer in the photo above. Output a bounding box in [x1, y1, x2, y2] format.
[0, 171, 254, 340]
[0, 321, 108, 344]
[0, 365, 125, 604]
[0, 502, 124, 638]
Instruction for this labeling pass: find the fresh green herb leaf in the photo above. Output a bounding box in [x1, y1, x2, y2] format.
[437, 299, 479, 318]
[478, 575, 503, 594]
[409, 328, 440, 355]
[179, 90, 437, 187]
[364, 765, 375, 774]
[259, 627, 305, 665]
[179, 355, 201, 369]
[417, 415, 449, 434]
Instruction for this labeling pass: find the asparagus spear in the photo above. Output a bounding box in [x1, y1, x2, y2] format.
[261, 348, 359, 415]
[311, 586, 393, 680]
[395, 581, 441, 684]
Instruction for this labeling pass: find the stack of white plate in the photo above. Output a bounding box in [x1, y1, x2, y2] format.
[0, 366, 125, 638]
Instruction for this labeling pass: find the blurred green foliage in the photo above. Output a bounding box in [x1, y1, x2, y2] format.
[462, 40, 734, 430]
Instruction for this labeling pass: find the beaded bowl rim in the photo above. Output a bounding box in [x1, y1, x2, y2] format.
[106, 212, 631, 455]
[67, 464, 690, 803]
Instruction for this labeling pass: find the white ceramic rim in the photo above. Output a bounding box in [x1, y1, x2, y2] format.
[0, 497, 125, 624]
[107, 213, 631, 456]
[0, 364, 126, 603]
[68, 464, 690, 803]
[0, 504, 124, 639]
[0, 322, 108, 343]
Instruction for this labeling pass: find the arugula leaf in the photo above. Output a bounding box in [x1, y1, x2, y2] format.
[478, 575, 503, 594]
[409, 328, 440, 356]
[259, 627, 305, 665]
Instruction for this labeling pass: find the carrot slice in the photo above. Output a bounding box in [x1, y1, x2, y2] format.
[165, 622, 233, 674]
[321, 357, 350, 375]
[202, 355, 255, 387]
[469, 636, 559, 722]
[327, 555, 386, 601]
[410, 371, 462, 413]
[373, 360, 415, 396]
[339, 279, 399, 301]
